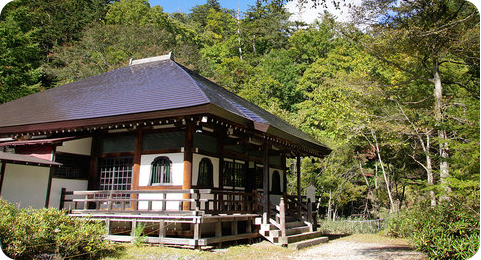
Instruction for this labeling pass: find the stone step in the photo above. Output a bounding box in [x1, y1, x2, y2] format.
[286, 220, 306, 228]
[288, 236, 329, 250]
[269, 226, 311, 237]
[287, 231, 324, 243]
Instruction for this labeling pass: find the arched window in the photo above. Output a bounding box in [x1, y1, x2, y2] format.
[271, 170, 281, 194]
[150, 156, 172, 185]
[197, 158, 213, 187]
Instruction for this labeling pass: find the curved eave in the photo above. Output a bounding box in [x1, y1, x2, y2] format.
[208, 104, 331, 157]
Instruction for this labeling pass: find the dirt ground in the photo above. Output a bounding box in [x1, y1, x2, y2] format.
[292, 234, 426, 260]
[99, 234, 426, 260]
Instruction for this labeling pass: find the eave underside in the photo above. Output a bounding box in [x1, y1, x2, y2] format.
[0, 104, 331, 158]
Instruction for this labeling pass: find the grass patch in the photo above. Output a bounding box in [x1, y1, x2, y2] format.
[337, 233, 411, 246]
[101, 241, 294, 260]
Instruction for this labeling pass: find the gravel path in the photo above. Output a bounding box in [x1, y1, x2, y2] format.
[292, 235, 426, 260]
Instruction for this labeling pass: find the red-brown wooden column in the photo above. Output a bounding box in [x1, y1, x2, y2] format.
[132, 127, 143, 191]
[183, 121, 194, 210]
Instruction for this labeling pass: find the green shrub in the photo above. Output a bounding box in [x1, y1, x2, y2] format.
[386, 200, 480, 260]
[0, 199, 113, 259]
[130, 223, 147, 247]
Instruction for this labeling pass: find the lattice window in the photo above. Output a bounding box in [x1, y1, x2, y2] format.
[98, 157, 133, 199]
[197, 158, 213, 187]
[150, 156, 172, 185]
[53, 153, 90, 179]
[234, 162, 245, 187]
[223, 160, 245, 188]
[223, 161, 234, 187]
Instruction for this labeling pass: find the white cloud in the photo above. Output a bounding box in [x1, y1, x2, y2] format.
[285, 0, 362, 24]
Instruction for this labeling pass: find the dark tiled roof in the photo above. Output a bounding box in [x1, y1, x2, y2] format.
[0, 56, 330, 155]
[0, 151, 62, 166]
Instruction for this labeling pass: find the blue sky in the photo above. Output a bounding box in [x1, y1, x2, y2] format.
[149, 0, 258, 14]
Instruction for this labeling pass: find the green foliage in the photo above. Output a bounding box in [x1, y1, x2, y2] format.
[318, 218, 386, 235]
[0, 199, 112, 259]
[386, 201, 480, 260]
[130, 223, 147, 247]
[0, 6, 43, 103]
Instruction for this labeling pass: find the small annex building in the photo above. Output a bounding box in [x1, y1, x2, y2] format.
[0, 53, 331, 249]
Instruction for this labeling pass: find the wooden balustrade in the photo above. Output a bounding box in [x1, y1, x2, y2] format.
[61, 189, 259, 215]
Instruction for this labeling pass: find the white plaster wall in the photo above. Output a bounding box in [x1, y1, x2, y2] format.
[192, 153, 219, 188]
[138, 192, 184, 210]
[48, 178, 88, 208]
[56, 137, 92, 155]
[138, 153, 184, 186]
[1, 164, 49, 208]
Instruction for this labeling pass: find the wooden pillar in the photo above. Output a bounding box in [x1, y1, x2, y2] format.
[44, 147, 56, 208]
[194, 222, 201, 249]
[296, 155, 301, 204]
[88, 135, 99, 190]
[132, 127, 143, 191]
[0, 161, 5, 196]
[217, 126, 226, 189]
[281, 153, 287, 194]
[183, 121, 194, 210]
[158, 220, 165, 246]
[262, 141, 270, 224]
[215, 219, 222, 248]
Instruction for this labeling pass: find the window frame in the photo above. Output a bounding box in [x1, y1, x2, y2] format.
[149, 156, 173, 186]
[196, 157, 214, 188]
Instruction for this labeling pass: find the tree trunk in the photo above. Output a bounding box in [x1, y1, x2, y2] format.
[236, 5, 243, 61]
[327, 189, 332, 220]
[371, 128, 395, 212]
[425, 132, 436, 206]
[374, 163, 380, 217]
[359, 161, 377, 217]
[434, 61, 451, 198]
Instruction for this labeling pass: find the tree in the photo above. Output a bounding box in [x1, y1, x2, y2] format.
[0, 5, 43, 103]
[350, 0, 479, 199]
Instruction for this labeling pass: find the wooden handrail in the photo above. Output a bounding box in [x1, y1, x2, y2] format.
[62, 189, 258, 215]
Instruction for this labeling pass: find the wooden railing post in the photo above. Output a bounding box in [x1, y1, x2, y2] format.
[83, 194, 89, 210]
[307, 198, 312, 223]
[59, 188, 66, 210]
[107, 192, 113, 211]
[279, 198, 287, 245]
[195, 190, 201, 213]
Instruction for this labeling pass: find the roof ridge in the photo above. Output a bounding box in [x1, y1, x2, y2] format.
[172, 62, 212, 105]
[129, 52, 174, 65]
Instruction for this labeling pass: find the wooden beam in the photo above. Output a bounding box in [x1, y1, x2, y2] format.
[183, 121, 194, 210]
[262, 141, 270, 225]
[0, 161, 5, 196]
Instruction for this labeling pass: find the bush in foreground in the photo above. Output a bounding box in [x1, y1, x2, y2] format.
[386, 200, 479, 260]
[0, 199, 113, 259]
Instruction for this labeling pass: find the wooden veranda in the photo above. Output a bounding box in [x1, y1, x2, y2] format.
[61, 188, 325, 248]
